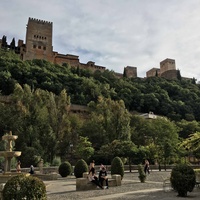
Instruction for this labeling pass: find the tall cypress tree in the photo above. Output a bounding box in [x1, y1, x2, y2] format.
[2, 35, 7, 47]
[177, 69, 182, 80]
[10, 38, 16, 50]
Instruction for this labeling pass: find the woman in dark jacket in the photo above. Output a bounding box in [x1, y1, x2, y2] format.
[88, 162, 103, 189]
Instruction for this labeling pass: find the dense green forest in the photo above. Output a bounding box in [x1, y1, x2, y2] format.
[0, 49, 200, 168]
[0, 49, 199, 121]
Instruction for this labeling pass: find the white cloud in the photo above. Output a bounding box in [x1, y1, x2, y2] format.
[1, 0, 200, 80]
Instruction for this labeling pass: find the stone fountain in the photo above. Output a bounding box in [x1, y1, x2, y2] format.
[0, 131, 21, 183]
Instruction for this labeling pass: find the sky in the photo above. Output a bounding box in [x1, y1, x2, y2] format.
[1, 0, 200, 81]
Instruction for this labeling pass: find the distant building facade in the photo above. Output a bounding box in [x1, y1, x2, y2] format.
[146, 67, 160, 77]
[0, 17, 189, 80]
[140, 112, 157, 119]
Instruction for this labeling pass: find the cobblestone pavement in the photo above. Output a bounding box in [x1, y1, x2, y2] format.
[46, 170, 200, 200]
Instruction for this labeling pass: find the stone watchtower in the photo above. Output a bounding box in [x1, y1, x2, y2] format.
[124, 66, 137, 78]
[160, 58, 178, 79]
[23, 18, 54, 62]
[160, 58, 176, 75]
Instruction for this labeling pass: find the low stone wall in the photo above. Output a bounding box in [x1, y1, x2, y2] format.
[32, 172, 58, 180]
[0, 184, 5, 200]
[76, 178, 97, 191]
[76, 174, 121, 191]
[0, 176, 12, 184]
[111, 174, 121, 186]
[17, 167, 58, 174]
[0, 172, 29, 184]
[9, 165, 200, 175]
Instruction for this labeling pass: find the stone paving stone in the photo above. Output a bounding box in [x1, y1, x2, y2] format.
[46, 170, 200, 200]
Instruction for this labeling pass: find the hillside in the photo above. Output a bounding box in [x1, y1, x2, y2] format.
[0, 48, 200, 121]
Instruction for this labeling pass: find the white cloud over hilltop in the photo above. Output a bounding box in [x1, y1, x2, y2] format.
[1, 0, 200, 80]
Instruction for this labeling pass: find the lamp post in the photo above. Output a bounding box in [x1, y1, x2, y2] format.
[69, 144, 73, 164]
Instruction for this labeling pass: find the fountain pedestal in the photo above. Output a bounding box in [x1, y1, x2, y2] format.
[0, 151, 21, 173]
[0, 131, 21, 182]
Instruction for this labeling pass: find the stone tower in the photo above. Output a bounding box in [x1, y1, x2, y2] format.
[23, 17, 53, 62]
[160, 58, 176, 75]
[124, 66, 137, 78]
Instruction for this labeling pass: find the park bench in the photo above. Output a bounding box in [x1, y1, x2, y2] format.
[76, 172, 121, 191]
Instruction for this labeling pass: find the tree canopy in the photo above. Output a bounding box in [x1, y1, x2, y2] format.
[0, 49, 200, 166]
[1, 49, 200, 121]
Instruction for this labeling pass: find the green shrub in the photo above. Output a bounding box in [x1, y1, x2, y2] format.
[138, 164, 146, 183]
[111, 156, 124, 179]
[170, 163, 196, 197]
[74, 159, 88, 178]
[3, 174, 46, 200]
[52, 157, 61, 166]
[58, 161, 72, 177]
[43, 162, 50, 167]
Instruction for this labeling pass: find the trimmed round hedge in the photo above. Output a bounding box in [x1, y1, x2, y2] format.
[74, 159, 88, 178]
[3, 174, 46, 200]
[58, 161, 72, 177]
[111, 156, 124, 179]
[170, 163, 196, 197]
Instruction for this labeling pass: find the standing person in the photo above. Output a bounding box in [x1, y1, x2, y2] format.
[89, 160, 95, 170]
[16, 160, 21, 173]
[88, 161, 103, 189]
[99, 166, 109, 189]
[29, 165, 34, 174]
[144, 159, 150, 175]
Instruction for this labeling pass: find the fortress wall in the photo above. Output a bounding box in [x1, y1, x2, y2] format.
[115, 72, 123, 78]
[160, 69, 178, 79]
[79, 63, 105, 72]
[54, 54, 80, 67]
[146, 68, 160, 77]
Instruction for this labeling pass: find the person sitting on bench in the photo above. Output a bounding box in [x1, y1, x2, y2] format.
[88, 161, 103, 189]
[99, 166, 109, 189]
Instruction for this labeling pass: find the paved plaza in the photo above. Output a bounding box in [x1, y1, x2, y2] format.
[46, 170, 200, 200]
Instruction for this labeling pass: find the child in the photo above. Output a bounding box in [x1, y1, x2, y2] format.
[16, 161, 21, 173]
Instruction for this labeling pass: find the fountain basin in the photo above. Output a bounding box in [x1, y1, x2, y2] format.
[0, 151, 21, 158]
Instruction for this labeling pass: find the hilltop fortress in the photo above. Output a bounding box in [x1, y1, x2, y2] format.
[0, 17, 181, 80]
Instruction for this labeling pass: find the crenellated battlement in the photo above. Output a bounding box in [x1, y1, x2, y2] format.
[28, 17, 52, 25]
